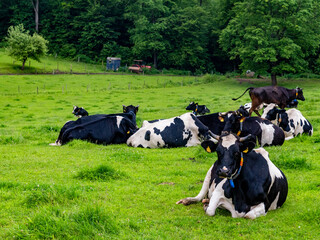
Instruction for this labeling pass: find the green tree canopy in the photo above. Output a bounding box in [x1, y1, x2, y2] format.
[219, 0, 320, 85]
[5, 24, 48, 70]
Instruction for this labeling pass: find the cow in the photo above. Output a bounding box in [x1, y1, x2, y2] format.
[50, 105, 139, 146]
[176, 132, 288, 219]
[261, 104, 313, 140]
[186, 102, 210, 115]
[222, 111, 285, 147]
[49, 114, 137, 146]
[72, 106, 89, 118]
[232, 86, 305, 116]
[127, 113, 214, 148]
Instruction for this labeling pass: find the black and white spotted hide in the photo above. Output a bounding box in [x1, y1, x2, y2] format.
[262, 104, 313, 140]
[127, 113, 212, 148]
[177, 133, 288, 219]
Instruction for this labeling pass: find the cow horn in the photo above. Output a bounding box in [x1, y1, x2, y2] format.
[136, 105, 139, 108]
[122, 105, 126, 107]
[219, 112, 227, 116]
[209, 130, 220, 140]
[239, 134, 252, 142]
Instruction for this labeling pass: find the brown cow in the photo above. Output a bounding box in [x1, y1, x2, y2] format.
[232, 86, 305, 116]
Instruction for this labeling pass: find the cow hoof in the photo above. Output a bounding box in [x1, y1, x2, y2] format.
[176, 198, 191, 205]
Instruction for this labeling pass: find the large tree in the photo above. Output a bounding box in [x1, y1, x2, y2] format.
[5, 24, 48, 70]
[219, 0, 320, 85]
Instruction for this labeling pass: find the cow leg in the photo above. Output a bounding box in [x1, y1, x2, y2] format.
[244, 203, 266, 219]
[205, 179, 228, 216]
[176, 166, 213, 205]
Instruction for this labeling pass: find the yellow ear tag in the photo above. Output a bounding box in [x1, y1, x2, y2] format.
[237, 131, 241, 136]
[243, 148, 249, 153]
[296, 92, 298, 97]
[127, 131, 130, 134]
[240, 117, 245, 122]
[206, 146, 211, 153]
[218, 116, 224, 122]
[279, 118, 282, 123]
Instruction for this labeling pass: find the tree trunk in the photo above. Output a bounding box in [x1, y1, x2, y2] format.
[31, 0, 39, 32]
[271, 73, 277, 86]
[22, 59, 27, 70]
[153, 51, 158, 69]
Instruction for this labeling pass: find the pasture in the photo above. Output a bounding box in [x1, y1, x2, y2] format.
[0, 74, 319, 239]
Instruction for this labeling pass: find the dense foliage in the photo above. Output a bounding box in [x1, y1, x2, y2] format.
[5, 24, 48, 70]
[1, 0, 320, 77]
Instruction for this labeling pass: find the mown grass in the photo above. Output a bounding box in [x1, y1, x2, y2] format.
[0, 74, 319, 239]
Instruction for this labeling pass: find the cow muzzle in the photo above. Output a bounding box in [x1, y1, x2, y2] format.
[217, 166, 231, 178]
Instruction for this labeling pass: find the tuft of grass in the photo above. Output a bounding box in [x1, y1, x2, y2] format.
[0, 135, 25, 144]
[272, 154, 311, 170]
[23, 184, 82, 208]
[75, 165, 124, 181]
[12, 206, 118, 239]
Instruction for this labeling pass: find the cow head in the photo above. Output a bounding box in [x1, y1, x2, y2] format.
[186, 102, 197, 110]
[123, 105, 139, 114]
[296, 87, 305, 101]
[265, 108, 290, 131]
[72, 105, 79, 115]
[201, 132, 256, 178]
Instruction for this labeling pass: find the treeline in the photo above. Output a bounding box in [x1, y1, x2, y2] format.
[1, 0, 320, 76]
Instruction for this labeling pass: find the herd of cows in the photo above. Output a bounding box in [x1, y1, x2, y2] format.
[50, 86, 313, 219]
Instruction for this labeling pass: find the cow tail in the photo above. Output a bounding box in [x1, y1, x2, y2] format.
[232, 87, 254, 101]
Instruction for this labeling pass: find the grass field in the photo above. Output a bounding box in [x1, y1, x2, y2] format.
[0, 73, 319, 239]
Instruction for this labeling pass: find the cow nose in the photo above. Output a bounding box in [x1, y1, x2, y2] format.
[217, 166, 230, 178]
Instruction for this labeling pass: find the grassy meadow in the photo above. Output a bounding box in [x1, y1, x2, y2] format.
[0, 73, 319, 239]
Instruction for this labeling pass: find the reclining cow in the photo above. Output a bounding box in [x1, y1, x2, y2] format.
[186, 102, 210, 115]
[197, 110, 284, 147]
[222, 111, 285, 147]
[177, 132, 288, 219]
[127, 113, 213, 148]
[232, 86, 305, 116]
[50, 105, 139, 146]
[72, 106, 89, 118]
[262, 104, 313, 140]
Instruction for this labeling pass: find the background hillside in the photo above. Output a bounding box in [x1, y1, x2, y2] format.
[1, 0, 320, 77]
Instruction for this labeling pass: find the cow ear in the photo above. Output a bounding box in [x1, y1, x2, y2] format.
[239, 136, 256, 153]
[201, 140, 218, 153]
[123, 105, 126, 112]
[135, 105, 139, 113]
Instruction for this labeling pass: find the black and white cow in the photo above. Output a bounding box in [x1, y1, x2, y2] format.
[50, 105, 139, 146]
[72, 106, 89, 118]
[262, 104, 313, 140]
[222, 112, 285, 147]
[127, 113, 213, 148]
[50, 114, 137, 146]
[186, 102, 210, 115]
[177, 132, 288, 219]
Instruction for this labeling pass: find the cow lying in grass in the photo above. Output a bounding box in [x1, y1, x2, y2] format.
[50, 105, 139, 146]
[72, 106, 89, 118]
[262, 104, 313, 140]
[177, 132, 288, 219]
[127, 113, 214, 148]
[186, 102, 210, 115]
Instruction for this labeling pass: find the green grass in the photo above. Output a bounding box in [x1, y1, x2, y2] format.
[0, 73, 319, 239]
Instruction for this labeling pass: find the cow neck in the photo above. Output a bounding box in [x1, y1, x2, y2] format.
[228, 152, 244, 188]
[193, 105, 198, 115]
[236, 117, 246, 136]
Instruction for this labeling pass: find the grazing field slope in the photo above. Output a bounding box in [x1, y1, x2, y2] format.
[0, 74, 319, 239]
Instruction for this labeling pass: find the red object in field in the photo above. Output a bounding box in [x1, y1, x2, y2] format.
[128, 60, 151, 73]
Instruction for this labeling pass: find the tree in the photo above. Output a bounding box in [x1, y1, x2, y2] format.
[31, 0, 39, 32]
[5, 24, 48, 70]
[219, 0, 320, 85]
